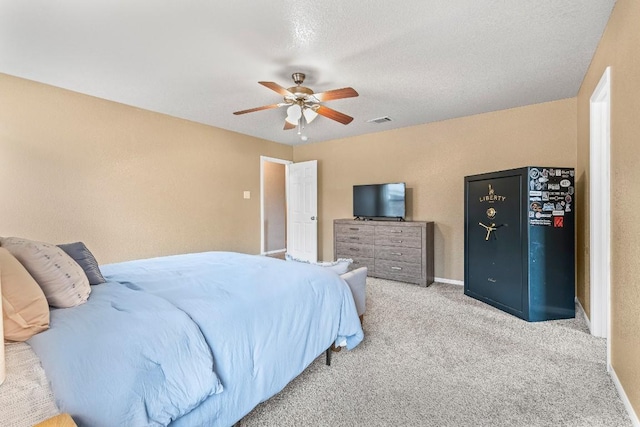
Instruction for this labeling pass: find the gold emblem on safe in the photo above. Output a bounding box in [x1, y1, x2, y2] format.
[478, 184, 506, 203]
[486, 207, 496, 219]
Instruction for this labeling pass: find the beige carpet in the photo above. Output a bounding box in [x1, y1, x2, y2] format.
[241, 278, 632, 427]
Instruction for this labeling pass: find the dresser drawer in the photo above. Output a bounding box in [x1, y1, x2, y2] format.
[336, 231, 374, 245]
[346, 256, 375, 272]
[374, 259, 423, 280]
[335, 241, 375, 258]
[375, 235, 422, 248]
[335, 224, 375, 237]
[375, 246, 422, 264]
[375, 225, 422, 238]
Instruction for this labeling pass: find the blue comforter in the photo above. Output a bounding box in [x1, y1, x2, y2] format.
[28, 252, 364, 426]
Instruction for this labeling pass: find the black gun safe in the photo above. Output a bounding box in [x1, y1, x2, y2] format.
[464, 167, 575, 321]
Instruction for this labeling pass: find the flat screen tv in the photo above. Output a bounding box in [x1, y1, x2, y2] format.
[353, 182, 406, 220]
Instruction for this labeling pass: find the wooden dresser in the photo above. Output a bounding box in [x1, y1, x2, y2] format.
[333, 219, 434, 286]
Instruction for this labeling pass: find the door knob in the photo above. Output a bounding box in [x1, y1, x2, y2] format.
[311, 216, 316, 220]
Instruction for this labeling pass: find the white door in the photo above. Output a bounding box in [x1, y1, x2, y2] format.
[287, 160, 318, 262]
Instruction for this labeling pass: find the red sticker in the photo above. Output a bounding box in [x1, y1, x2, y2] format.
[554, 216, 564, 228]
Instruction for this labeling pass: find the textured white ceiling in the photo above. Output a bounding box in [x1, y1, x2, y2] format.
[0, 0, 616, 146]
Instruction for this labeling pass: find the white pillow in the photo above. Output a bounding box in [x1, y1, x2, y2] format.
[317, 259, 352, 274]
[0, 237, 91, 308]
[285, 253, 352, 275]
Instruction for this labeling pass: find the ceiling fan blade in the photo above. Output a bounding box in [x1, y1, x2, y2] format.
[233, 103, 285, 115]
[312, 87, 359, 102]
[283, 120, 296, 130]
[259, 81, 294, 97]
[315, 105, 354, 125]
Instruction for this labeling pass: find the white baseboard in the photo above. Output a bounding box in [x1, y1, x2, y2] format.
[574, 297, 591, 330]
[574, 298, 638, 425]
[435, 277, 464, 286]
[610, 364, 640, 426]
[262, 249, 286, 256]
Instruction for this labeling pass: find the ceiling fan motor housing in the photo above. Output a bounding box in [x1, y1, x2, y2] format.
[287, 86, 314, 97]
[291, 72, 305, 85]
[288, 72, 314, 96]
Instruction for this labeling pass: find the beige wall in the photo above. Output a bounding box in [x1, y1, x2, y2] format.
[263, 161, 286, 252]
[576, 0, 640, 416]
[293, 98, 577, 280]
[0, 74, 292, 264]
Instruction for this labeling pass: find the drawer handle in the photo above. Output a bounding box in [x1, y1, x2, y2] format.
[349, 227, 359, 231]
[391, 252, 402, 256]
[392, 240, 403, 243]
[349, 248, 360, 251]
[349, 236, 360, 240]
[391, 266, 402, 270]
[353, 261, 360, 264]
[390, 230, 403, 233]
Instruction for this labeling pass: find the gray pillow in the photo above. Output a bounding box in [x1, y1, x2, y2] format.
[1, 237, 91, 308]
[57, 242, 106, 285]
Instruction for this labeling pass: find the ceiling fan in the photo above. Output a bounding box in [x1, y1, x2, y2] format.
[233, 73, 359, 132]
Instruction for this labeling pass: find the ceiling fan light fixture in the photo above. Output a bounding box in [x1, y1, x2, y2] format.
[303, 107, 318, 123]
[285, 104, 302, 125]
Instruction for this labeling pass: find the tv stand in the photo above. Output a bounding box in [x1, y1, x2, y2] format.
[334, 219, 434, 286]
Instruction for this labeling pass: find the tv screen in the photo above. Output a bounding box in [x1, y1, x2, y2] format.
[353, 183, 406, 219]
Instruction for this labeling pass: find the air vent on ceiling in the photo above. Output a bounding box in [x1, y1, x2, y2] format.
[367, 116, 393, 124]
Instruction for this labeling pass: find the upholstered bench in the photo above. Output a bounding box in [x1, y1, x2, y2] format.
[283, 254, 366, 323]
[326, 266, 367, 360]
[340, 267, 367, 324]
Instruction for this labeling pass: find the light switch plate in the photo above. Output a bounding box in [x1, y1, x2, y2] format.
[243, 191, 251, 199]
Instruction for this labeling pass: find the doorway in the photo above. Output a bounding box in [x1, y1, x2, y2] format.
[589, 67, 611, 365]
[260, 156, 291, 257]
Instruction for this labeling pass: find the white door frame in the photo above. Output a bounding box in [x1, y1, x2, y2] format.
[260, 156, 292, 255]
[589, 67, 611, 366]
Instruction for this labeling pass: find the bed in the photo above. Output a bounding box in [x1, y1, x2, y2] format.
[21, 251, 364, 427]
